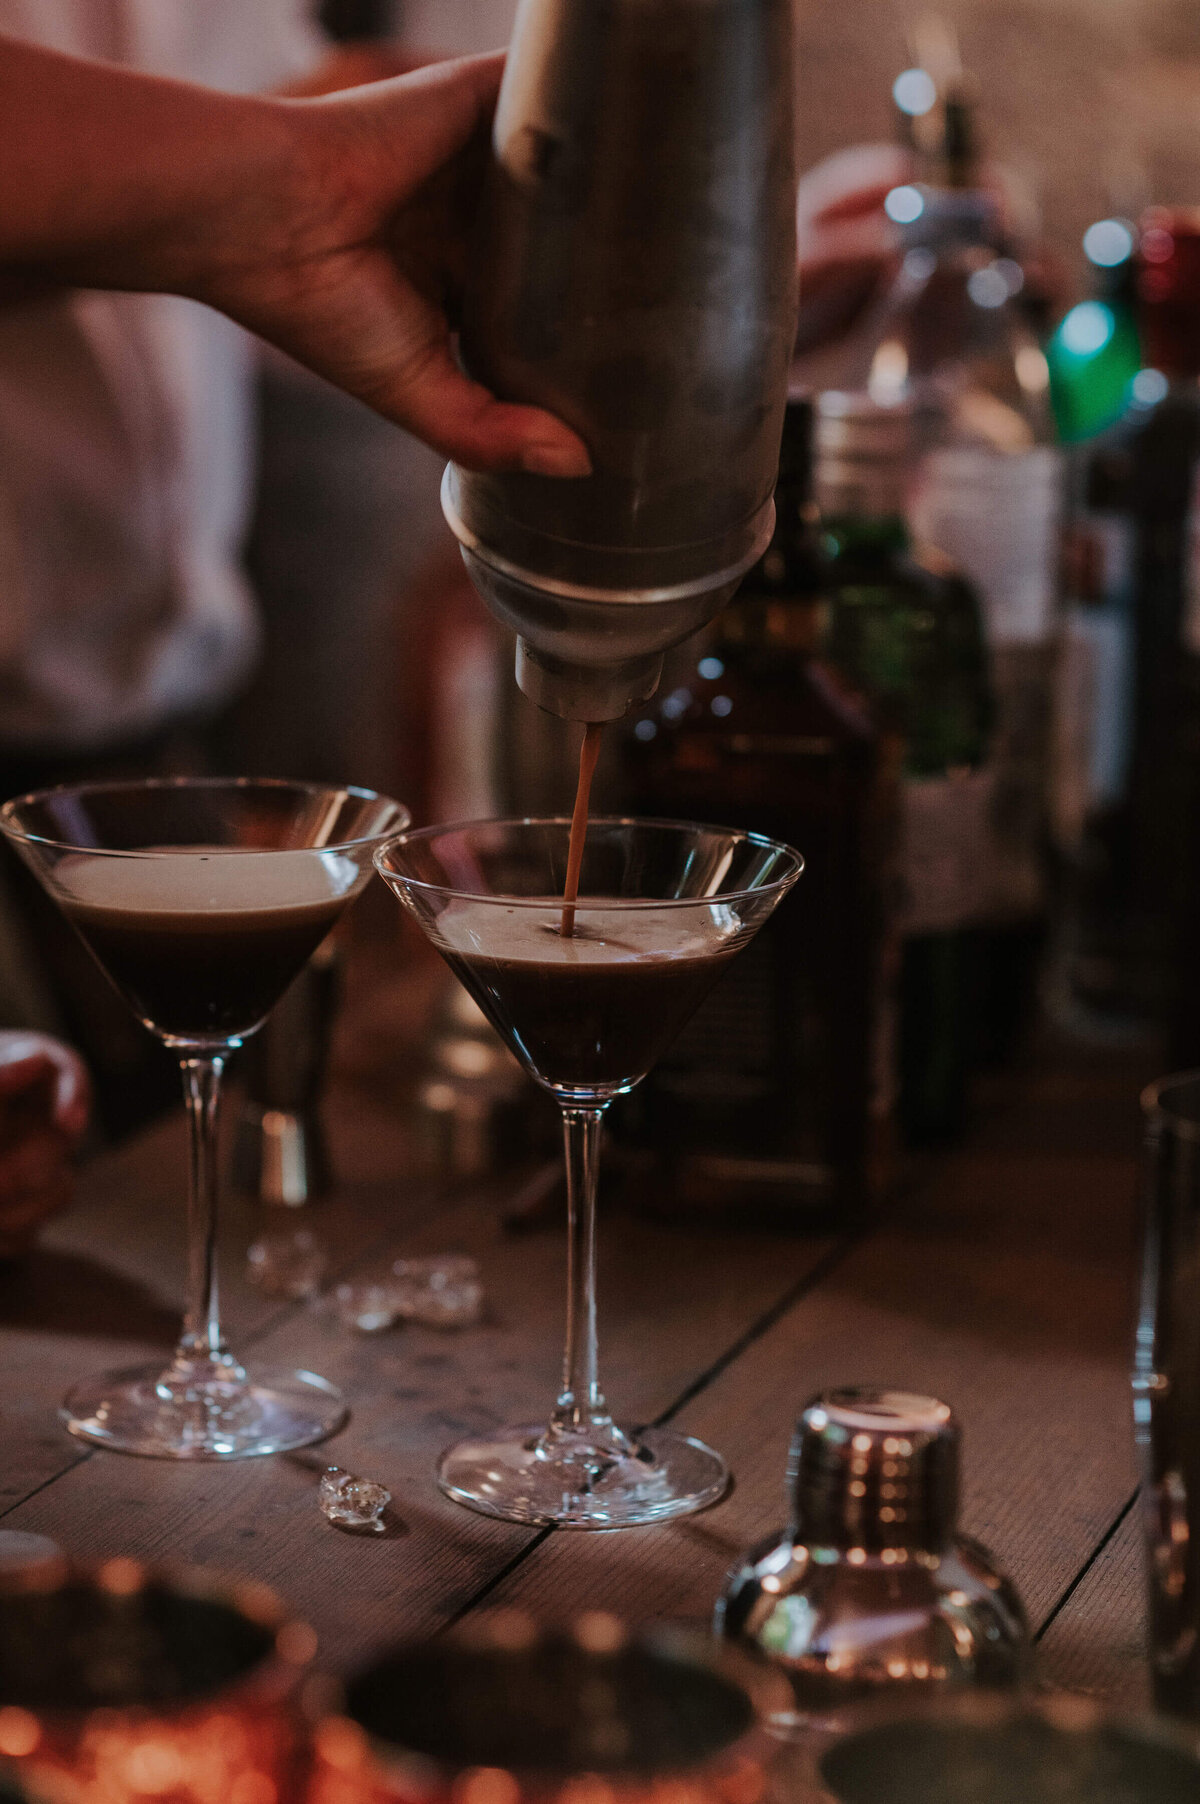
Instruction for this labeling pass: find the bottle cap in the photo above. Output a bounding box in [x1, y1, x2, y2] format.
[1138, 207, 1200, 380]
[790, 1387, 959, 1554]
[815, 397, 910, 517]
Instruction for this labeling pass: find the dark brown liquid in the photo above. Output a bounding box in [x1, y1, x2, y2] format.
[437, 904, 735, 1093]
[561, 722, 605, 937]
[64, 897, 344, 1040]
[57, 853, 351, 1040]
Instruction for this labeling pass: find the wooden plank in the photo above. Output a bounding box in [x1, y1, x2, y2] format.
[0, 1081, 450, 1512]
[1037, 1503, 1149, 1705]
[0, 1139, 839, 1670]
[474, 1095, 1142, 1645]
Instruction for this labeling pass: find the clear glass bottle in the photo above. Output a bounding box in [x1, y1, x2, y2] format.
[816, 394, 993, 1144]
[616, 395, 897, 1226]
[848, 101, 1063, 1062]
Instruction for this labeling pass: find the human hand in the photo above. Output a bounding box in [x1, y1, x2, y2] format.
[0, 1034, 90, 1258]
[794, 144, 911, 355]
[200, 55, 592, 476]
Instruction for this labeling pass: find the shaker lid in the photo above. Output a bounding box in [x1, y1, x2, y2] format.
[791, 1387, 960, 1554]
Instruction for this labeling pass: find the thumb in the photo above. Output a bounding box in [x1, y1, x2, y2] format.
[384, 339, 592, 475]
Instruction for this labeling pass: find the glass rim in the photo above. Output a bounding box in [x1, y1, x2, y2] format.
[0, 775, 410, 859]
[1141, 1069, 1200, 1141]
[373, 814, 804, 910]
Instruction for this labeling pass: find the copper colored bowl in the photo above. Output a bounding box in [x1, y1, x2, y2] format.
[310, 1614, 788, 1804]
[0, 1555, 316, 1804]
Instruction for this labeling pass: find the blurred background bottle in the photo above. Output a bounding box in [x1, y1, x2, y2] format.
[838, 49, 1062, 1063]
[816, 393, 994, 1145]
[1126, 211, 1200, 1066]
[1044, 216, 1143, 1036]
[1045, 209, 1200, 1053]
[617, 395, 897, 1227]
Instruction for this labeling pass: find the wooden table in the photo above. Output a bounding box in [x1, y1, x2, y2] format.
[0, 959, 1155, 1703]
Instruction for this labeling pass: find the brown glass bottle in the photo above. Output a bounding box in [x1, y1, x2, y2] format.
[616, 396, 897, 1226]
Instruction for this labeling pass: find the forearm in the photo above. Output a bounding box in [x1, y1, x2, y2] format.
[0, 36, 297, 297]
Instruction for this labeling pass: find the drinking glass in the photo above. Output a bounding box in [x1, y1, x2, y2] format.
[0, 778, 408, 1458]
[375, 816, 802, 1528]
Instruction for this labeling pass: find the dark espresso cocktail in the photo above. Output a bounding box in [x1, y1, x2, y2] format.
[57, 849, 354, 1040]
[435, 899, 739, 1092]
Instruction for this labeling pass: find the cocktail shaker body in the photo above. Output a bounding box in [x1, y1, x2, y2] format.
[444, 0, 799, 721]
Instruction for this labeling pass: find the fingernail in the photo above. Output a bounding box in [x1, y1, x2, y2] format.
[520, 440, 592, 478]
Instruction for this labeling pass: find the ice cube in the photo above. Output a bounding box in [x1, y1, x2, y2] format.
[318, 1466, 391, 1533]
[246, 1228, 326, 1300]
[391, 1255, 483, 1328]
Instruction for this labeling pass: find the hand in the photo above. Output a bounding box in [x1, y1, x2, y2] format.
[201, 56, 593, 476]
[274, 44, 444, 99]
[795, 144, 911, 355]
[0, 39, 590, 477]
[0, 1033, 90, 1258]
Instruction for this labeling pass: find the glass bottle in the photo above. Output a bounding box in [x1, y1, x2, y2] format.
[854, 105, 1063, 1062]
[1045, 220, 1143, 1034]
[1047, 219, 1143, 447]
[816, 394, 993, 1144]
[616, 395, 896, 1227]
[1123, 210, 1200, 1063]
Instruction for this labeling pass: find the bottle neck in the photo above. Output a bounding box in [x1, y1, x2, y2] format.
[819, 508, 911, 563]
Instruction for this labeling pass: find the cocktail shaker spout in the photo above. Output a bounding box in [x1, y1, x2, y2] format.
[444, 0, 799, 722]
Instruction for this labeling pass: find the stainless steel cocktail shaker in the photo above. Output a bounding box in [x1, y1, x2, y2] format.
[715, 1389, 1028, 1735]
[444, 0, 799, 722]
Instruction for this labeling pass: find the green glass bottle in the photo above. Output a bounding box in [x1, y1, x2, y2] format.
[816, 393, 994, 1144]
[1047, 219, 1142, 447]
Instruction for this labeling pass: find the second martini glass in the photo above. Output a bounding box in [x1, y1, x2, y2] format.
[376, 817, 802, 1529]
[0, 778, 408, 1459]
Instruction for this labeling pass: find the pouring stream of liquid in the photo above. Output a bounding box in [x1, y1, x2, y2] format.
[561, 722, 605, 938]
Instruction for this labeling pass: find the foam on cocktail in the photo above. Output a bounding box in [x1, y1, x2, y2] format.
[434, 898, 740, 965]
[53, 848, 360, 914]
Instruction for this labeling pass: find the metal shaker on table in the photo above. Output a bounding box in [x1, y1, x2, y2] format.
[716, 1388, 1028, 1735]
[444, 0, 799, 723]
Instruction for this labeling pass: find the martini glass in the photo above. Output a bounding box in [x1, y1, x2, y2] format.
[375, 817, 803, 1529]
[0, 778, 408, 1459]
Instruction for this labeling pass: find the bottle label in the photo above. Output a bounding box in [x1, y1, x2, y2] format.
[900, 768, 995, 934]
[1052, 513, 1134, 849]
[913, 447, 1063, 646]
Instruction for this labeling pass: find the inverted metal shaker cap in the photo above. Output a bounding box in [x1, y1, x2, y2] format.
[791, 1388, 959, 1555]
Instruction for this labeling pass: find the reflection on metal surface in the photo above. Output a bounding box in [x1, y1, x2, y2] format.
[716, 1389, 1027, 1736]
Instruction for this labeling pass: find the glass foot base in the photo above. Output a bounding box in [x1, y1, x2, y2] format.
[437, 1422, 728, 1528]
[62, 1361, 347, 1459]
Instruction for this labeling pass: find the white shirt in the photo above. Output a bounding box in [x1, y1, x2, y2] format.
[0, 0, 323, 753]
[401, 0, 517, 55]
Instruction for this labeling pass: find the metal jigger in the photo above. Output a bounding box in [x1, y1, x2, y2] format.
[232, 942, 338, 1206]
[715, 1388, 1028, 1737]
[443, 0, 799, 722]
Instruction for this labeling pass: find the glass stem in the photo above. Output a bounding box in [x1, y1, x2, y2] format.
[177, 1055, 232, 1371]
[553, 1102, 616, 1439]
